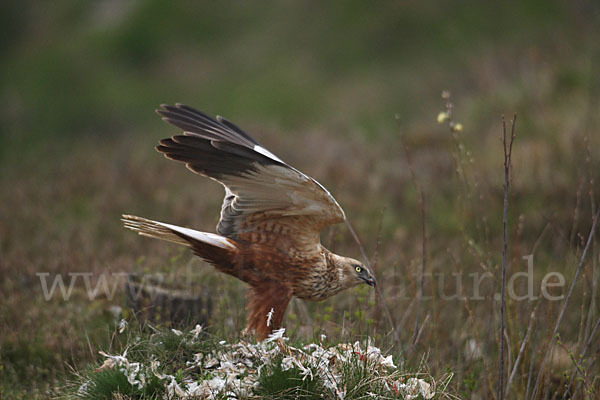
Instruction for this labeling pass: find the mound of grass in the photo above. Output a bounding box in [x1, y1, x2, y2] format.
[65, 324, 447, 399]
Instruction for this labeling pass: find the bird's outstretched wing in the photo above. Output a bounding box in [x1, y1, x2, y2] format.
[155, 104, 345, 248]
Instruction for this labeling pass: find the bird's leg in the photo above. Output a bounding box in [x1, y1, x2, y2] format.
[246, 283, 292, 340]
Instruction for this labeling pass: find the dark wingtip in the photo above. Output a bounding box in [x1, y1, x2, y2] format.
[159, 117, 175, 129]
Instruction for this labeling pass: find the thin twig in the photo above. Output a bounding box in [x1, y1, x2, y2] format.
[345, 219, 370, 267]
[412, 313, 431, 349]
[506, 306, 538, 395]
[562, 314, 600, 399]
[530, 207, 600, 400]
[504, 328, 513, 386]
[499, 114, 517, 400]
[583, 201, 597, 350]
[400, 295, 417, 329]
[525, 338, 537, 399]
[558, 339, 591, 396]
[413, 190, 427, 345]
[531, 222, 550, 256]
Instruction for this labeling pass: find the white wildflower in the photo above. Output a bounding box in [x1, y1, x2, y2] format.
[171, 328, 183, 336]
[437, 111, 449, 123]
[452, 122, 463, 132]
[266, 308, 274, 327]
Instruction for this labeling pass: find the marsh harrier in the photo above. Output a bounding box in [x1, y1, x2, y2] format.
[123, 104, 376, 339]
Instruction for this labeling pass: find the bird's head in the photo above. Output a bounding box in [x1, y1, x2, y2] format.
[333, 255, 376, 289]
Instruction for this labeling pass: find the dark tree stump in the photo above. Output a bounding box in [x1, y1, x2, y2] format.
[125, 273, 212, 327]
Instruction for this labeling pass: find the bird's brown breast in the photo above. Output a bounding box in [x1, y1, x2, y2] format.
[217, 241, 343, 301]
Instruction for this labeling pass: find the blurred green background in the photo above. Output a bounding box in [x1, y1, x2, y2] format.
[3, 0, 596, 149]
[1, 0, 600, 398]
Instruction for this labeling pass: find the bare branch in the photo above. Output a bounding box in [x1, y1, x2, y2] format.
[499, 114, 517, 400]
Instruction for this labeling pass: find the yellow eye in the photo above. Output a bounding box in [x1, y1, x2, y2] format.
[355, 266, 362, 273]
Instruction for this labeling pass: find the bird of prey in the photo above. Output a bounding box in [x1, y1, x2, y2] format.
[123, 104, 376, 340]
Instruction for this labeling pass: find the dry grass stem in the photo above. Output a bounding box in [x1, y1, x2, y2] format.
[530, 207, 600, 399]
[499, 114, 517, 400]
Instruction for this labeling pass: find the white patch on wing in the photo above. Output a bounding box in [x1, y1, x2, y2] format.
[253, 145, 283, 163]
[159, 221, 236, 249]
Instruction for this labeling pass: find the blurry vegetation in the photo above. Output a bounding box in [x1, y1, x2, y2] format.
[1, 0, 600, 398]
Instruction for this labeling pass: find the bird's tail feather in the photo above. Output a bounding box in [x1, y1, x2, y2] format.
[122, 215, 237, 250]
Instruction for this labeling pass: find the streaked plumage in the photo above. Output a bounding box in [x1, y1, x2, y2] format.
[123, 104, 376, 339]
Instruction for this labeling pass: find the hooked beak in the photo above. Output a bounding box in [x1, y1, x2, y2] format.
[365, 276, 376, 287]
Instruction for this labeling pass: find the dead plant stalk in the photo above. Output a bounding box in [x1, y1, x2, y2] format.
[498, 114, 517, 400]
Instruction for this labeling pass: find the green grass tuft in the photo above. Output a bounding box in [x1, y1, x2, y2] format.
[79, 368, 163, 400]
[255, 355, 324, 399]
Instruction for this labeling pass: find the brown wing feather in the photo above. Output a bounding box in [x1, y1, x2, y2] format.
[155, 104, 346, 250]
